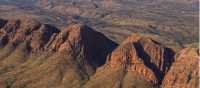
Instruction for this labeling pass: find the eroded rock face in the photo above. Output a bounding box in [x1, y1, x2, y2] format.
[0, 18, 197, 88]
[0, 18, 60, 50]
[108, 34, 175, 84]
[0, 18, 117, 70]
[47, 22, 118, 73]
[0, 18, 117, 75]
[162, 48, 199, 88]
[0, 18, 117, 88]
[84, 34, 175, 88]
[109, 43, 158, 83]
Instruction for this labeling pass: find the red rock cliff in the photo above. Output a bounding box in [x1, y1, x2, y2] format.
[162, 48, 199, 88]
[108, 34, 175, 84]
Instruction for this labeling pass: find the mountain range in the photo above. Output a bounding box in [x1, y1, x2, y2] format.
[0, 18, 198, 88]
[0, 0, 198, 88]
[0, 0, 198, 51]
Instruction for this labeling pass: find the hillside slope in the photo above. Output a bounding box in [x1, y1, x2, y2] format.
[0, 18, 198, 88]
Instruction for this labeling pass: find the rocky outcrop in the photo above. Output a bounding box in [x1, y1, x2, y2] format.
[0, 18, 197, 88]
[108, 34, 175, 83]
[162, 48, 199, 88]
[0, 18, 117, 88]
[84, 34, 175, 88]
[0, 18, 117, 71]
[46, 22, 117, 74]
[0, 18, 60, 50]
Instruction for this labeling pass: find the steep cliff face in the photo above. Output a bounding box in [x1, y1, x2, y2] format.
[47, 22, 117, 71]
[84, 34, 175, 88]
[110, 34, 175, 82]
[0, 18, 198, 88]
[0, 18, 117, 88]
[162, 48, 199, 88]
[0, 18, 117, 67]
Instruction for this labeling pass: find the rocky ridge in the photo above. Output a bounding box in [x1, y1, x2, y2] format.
[109, 34, 175, 83]
[162, 48, 199, 88]
[0, 18, 198, 88]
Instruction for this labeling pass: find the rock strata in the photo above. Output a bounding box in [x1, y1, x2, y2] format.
[162, 48, 199, 88]
[0, 18, 198, 88]
[108, 34, 175, 83]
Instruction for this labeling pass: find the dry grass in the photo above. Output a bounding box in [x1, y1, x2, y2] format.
[112, 18, 155, 26]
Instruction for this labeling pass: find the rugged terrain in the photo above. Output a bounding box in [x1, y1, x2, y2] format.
[0, 18, 198, 88]
[0, 0, 198, 51]
[0, 0, 198, 88]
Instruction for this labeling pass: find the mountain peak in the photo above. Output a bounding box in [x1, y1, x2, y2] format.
[108, 34, 175, 84]
[0, 18, 197, 88]
[0, 18, 117, 74]
[0, 18, 118, 87]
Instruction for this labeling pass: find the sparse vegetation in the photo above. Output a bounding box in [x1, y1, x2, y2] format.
[112, 18, 155, 26]
[0, 0, 198, 88]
